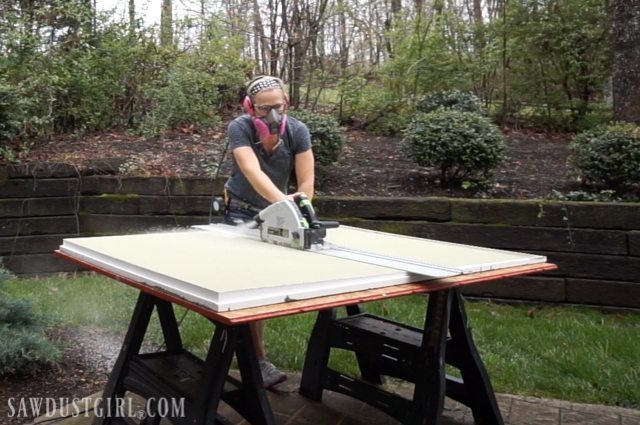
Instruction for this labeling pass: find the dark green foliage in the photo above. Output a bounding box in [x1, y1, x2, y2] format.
[402, 110, 506, 186]
[336, 77, 411, 135]
[361, 97, 413, 135]
[0, 0, 616, 158]
[0, 267, 59, 375]
[568, 123, 640, 190]
[0, 294, 34, 326]
[504, 0, 609, 126]
[373, 0, 610, 133]
[415, 90, 483, 114]
[0, 3, 250, 160]
[0, 325, 60, 375]
[288, 109, 345, 165]
[0, 80, 20, 144]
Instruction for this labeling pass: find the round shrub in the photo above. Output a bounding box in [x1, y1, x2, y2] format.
[0, 325, 60, 375]
[0, 290, 59, 375]
[568, 122, 640, 190]
[416, 90, 483, 114]
[402, 110, 506, 186]
[288, 109, 345, 165]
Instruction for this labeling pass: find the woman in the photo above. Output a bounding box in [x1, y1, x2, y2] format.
[224, 75, 315, 388]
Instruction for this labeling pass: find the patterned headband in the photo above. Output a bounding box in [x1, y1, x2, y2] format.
[246, 77, 284, 97]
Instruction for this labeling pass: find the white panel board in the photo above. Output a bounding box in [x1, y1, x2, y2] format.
[59, 230, 422, 311]
[60, 224, 547, 312]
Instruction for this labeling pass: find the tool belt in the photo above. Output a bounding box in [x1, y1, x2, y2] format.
[226, 193, 262, 215]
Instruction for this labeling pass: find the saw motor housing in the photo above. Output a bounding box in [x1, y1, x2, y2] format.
[256, 196, 338, 250]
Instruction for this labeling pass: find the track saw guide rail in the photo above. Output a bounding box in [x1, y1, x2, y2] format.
[196, 195, 547, 280]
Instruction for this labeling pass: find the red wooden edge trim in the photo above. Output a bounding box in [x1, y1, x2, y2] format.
[220, 263, 558, 323]
[55, 250, 557, 325]
[54, 250, 232, 324]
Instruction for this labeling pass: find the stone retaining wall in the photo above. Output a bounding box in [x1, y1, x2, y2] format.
[0, 163, 223, 274]
[314, 197, 640, 309]
[1, 163, 638, 309]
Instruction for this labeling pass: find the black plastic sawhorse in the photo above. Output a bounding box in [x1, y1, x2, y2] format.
[93, 291, 275, 425]
[299, 288, 504, 425]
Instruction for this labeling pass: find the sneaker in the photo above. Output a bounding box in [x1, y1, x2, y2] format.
[259, 359, 287, 388]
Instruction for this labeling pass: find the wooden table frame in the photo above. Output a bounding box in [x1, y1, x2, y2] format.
[56, 250, 555, 425]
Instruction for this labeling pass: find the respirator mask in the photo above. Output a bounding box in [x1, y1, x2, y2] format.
[259, 108, 282, 135]
[253, 107, 287, 140]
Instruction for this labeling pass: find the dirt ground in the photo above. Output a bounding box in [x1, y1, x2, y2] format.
[0, 124, 620, 422]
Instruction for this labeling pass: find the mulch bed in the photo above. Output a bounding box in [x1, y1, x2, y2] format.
[17, 126, 584, 200]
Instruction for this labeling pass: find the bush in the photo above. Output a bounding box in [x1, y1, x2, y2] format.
[0, 267, 59, 375]
[1, 8, 250, 142]
[139, 64, 222, 137]
[336, 78, 411, 135]
[568, 122, 640, 190]
[415, 90, 483, 114]
[402, 110, 507, 186]
[0, 325, 60, 375]
[0, 80, 21, 144]
[288, 109, 345, 165]
[0, 295, 35, 326]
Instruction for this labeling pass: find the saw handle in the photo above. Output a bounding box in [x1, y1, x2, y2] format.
[295, 194, 340, 229]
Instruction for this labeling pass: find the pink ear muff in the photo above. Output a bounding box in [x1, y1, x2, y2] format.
[242, 96, 254, 115]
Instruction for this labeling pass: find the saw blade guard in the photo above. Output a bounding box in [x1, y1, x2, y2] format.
[257, 199, 308, 249]
[256, 197, 340, 249]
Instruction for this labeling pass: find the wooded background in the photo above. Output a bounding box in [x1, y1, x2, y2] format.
[0, 0, 638, 152]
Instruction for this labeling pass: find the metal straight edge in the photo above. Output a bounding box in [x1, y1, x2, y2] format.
[315, 246, 462, 279]
[193, 223, 462, 279]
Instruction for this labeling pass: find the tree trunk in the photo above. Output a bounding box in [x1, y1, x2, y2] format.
[268, 0, 279, 76]
[610, 0, 640, 123]
[434, 0, 444, 15]
[338, 0, 348, 74]
[160, 0, 173, 47]
[500, 0, 509, 124]
[414, 0, 424, 16]
[385, 0, 402, 57]
[283, 0, 304, 107]
[128, 0, 135, 36]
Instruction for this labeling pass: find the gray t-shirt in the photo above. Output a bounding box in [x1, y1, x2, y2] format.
[224, 114, 312, 209]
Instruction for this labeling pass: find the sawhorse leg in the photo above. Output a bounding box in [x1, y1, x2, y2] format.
[410, 289, 453, 425]
[188, 322, 276, 425]
[299, 308, 336, 400]
[299, 304, 386, 400]
[94, 292, 275, 425]
[94, 291, 157, 425]
[225, 323, 276, 425]
[446, 290, 504, 425]
[346, 304, 384, 385]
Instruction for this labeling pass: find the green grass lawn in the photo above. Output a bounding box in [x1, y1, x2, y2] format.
[3, 273, 639, 409]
